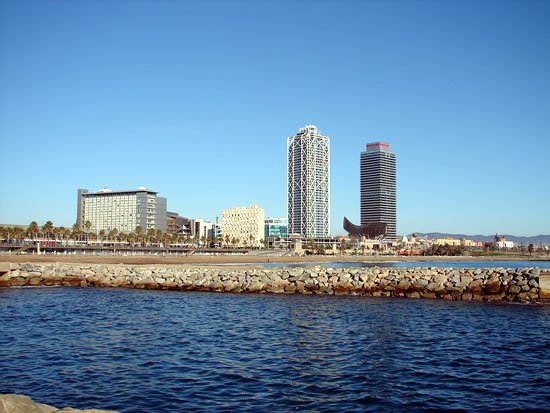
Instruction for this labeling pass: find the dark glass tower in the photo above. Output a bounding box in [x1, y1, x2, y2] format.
[360, 142, 396, 241]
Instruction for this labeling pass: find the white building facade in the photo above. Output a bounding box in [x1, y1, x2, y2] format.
[287, 125, 330, 238]
[189, 218, 215, 240]
[77, 187, 167, 234]
[221, 205, 265, 248]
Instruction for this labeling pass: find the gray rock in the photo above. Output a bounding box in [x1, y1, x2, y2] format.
[426, 282, 445, 292]
[0, 394, 56, 413]
[457, 275, 473, 288]
[507, 284, 522, 294]
[0, 394, 119, 413]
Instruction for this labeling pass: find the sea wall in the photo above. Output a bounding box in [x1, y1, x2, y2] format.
[0, 262, 547, 302]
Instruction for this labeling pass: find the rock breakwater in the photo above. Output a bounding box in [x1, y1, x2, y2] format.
[0, 262, 546, 302]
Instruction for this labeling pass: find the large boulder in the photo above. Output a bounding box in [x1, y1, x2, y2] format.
[0, 394, 56, 413]
[0, 394, 119, 413]
[484, 277, 502, 294]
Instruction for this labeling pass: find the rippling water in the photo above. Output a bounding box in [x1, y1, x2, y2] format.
[1, 288, 549, 412]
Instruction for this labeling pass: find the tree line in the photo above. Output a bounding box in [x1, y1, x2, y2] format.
[0, 221, 264, 249]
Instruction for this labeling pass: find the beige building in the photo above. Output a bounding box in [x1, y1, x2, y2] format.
[432, 238, 462, 247]
[461, 239, 478, 248]
[221, 204, 265, 248]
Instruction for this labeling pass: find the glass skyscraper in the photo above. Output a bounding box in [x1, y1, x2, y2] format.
[287, 125, 330, 238]
[360, 142, 396, 241]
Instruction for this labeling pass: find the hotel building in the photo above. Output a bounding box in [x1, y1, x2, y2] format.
[287, 125, 330, 238]
[77, 187, 167, 234]
[360, 142, 396, 240]
[221, 204, 265, 248]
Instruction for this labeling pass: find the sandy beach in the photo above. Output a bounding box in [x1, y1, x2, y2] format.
[0, 253, 541, 266]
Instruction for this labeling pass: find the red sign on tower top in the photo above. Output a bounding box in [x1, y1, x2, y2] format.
[366, 142, 390, 150]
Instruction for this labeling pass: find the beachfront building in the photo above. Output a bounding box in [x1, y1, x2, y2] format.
[287, 125, 330, 238]
[360, 142, 396, 241]
[264, 217, 288, 239]
[189, 219, 216, 241]
[166, 212, 190, 235]
[221, 205, 265, 248]
[77, 187, 167, 234]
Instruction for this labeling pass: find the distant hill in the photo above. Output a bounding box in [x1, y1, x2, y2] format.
[412, 233, 550, 245]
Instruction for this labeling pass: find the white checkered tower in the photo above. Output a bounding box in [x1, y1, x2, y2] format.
[287, 125, 330, 238]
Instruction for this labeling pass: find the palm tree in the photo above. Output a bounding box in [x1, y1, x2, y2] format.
[338, 242, 346, 256]
[41, 221, 54, 241]
[59, 227, 70, 245]
[108, 228, 118, 243]
[52, 226, 61, 243]
[99, 229, 106, 244]
[71, 223, 82, 243]
[146, 228, 156, 246]
[83, 221, 92, 244]
[27, 221, 39, 241]
[135, 226, 144, 246]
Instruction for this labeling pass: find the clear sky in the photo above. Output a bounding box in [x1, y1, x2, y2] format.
[1, 0, 549, 236]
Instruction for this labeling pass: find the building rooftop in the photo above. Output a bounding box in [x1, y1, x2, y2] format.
[80, 187, 158, 196]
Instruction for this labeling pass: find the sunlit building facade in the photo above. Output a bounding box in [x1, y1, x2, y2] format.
[221, 204, 265, 247]
[77, 187, 167, 234]
[287, 125, 330, 238]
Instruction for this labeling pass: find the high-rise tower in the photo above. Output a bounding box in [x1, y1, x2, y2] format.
[360, 142, 396, 240]
[287, 125, 330, 238]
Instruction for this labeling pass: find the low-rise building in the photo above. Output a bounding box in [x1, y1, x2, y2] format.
[495, 235, 514, 249]
[461, 239, 479, 248]
[432, 238, 462, 247]
[189, 219, 215, 240]
[166, 212, 190, 235]
[265, 217, 288, 239]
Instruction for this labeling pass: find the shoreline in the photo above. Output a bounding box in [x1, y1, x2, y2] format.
[0, 254, 545, 266]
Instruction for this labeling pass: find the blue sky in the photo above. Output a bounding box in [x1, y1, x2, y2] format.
[1, 0, 549, 236]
